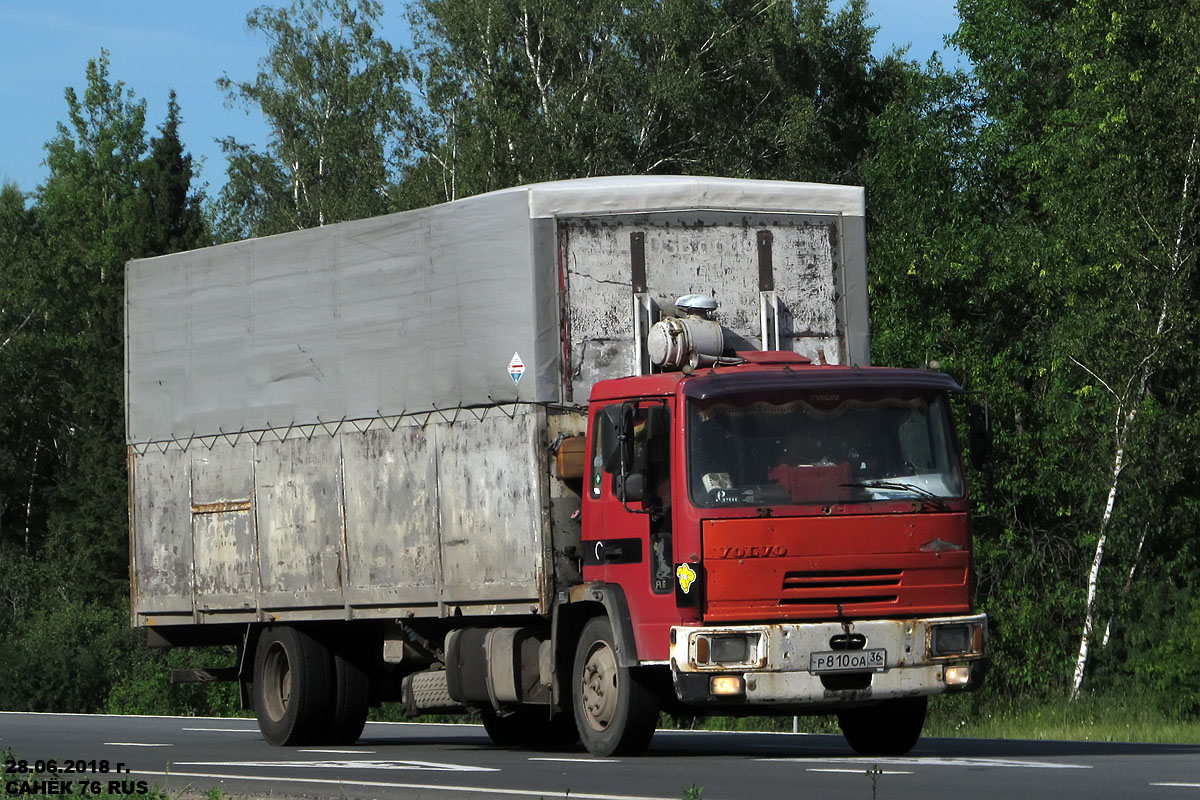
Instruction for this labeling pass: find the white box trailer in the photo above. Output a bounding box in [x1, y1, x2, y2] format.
[126, 176, 869, 628]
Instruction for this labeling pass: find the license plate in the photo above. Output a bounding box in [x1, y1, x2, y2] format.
[809, 648, 886, 673]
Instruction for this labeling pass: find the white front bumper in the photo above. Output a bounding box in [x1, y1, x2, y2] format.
[669, 614, 987, 705]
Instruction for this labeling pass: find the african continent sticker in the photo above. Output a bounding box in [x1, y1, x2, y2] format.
[676, 563, 697, 594]
[508, 352, 526, 385]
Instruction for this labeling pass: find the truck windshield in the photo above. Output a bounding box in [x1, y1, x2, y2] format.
[687, 390, 963, 508]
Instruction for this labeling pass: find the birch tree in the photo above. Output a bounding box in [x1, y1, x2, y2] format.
[885, 0, 1200, 696]
[399, 0, 910, 205]
[868, 0, 1200, 698]
[0, 182, 46, 568]
[216, 0, 411, 238]
[1047, 2, 1200, 698]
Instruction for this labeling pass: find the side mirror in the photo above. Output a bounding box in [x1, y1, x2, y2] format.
[622, 472, 646, 503]
[600, 405, 623, 472]
[600, 403, 636, 474]
[968, 402, 992, 470]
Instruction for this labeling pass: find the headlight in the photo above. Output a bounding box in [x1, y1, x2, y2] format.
[691, 632, 763, 668]
[928, 622, 985, 658]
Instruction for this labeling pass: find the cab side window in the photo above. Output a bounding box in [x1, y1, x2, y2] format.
[590, 402, 670, 504]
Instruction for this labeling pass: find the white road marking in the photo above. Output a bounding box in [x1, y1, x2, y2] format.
[1151, 783, 1200, 788]
[0, 711, 481, 729]
[528, 757, 621, 764]
[298, 749, 378, 754]
[656, 728, 821, 737]
[176, 759, 498, 773]
[181, 727, 258, 733]
[0, 711, 241, 721]
[759, 756, 1091, 770]
[362, 719, 484, 729]
[807, 768, 913, 775]
[135, 769, 679, 800]
[102, 742, 172, 747]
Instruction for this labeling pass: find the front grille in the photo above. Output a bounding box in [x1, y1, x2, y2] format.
[780, 569, 901, 607]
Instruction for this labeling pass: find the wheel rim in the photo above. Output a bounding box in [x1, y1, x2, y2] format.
[262, 642, 292, 723]
[579, 639, 619, 732]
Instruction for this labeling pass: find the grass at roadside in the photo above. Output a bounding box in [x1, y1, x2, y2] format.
[922, 690, 1200, 743]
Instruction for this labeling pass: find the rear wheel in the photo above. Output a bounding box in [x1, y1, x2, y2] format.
[329, 648, 370, 745]
[571, 616, 658, 756]
[837, 696, 927, 756]
[481, 708, 580, 749]
[254, 627, 334, 746]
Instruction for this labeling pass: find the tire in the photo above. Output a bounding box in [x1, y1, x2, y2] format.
[571, 616, 659, 756]
[481, 708, 580, 749]
[328, 648, 370, 745]
[837, 696, 928, 756]
[253, 626, 334, 746]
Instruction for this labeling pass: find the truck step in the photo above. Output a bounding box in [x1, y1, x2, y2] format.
[401, 669, 464, 716]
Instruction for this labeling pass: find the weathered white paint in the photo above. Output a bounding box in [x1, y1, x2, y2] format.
[131, 407, 556, 622]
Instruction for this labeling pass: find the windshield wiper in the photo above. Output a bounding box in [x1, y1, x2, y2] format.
[841, 481, 949, 511]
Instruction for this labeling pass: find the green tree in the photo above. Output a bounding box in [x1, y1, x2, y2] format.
[0, 182, 50, 574]
[142, 90, 208, 254]
[868, 0, 1200, 698]
[864, 55, 1085, 693]
[400, 0, 913, 205]
[216, 0, 411, 238]
[1, 52, 209, 614]
[1035, 0, 1200, 697]
[34, 51, 150, 601]
[1, 53, 220, 714]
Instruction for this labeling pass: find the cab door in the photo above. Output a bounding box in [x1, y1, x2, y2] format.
[582, 399, 678, 661]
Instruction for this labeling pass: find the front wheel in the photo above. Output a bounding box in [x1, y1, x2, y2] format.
[571, 616, 659, 756]
[837, 696, 927, 756]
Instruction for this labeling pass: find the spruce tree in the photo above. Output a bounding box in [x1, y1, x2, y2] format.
[143, 90, 208, 254]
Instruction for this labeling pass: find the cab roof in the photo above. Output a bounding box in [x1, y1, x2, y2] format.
[588, 356, 962, 404]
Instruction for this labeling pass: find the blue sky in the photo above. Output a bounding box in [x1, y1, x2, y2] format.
[0, 0, 963, 197]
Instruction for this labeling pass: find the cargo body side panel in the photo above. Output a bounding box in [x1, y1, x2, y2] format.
[438, 409, 549, 607]
[129, 447, 193, 617]
[129, 407, 553, 623]
[190, 447, 257, 610]
[341, 426, 440, 606]
[255, 436, 346, 609]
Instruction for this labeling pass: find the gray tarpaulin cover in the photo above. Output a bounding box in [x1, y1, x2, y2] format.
[125, 176, 866, 445]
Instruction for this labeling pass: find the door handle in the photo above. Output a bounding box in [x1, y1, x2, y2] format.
[602, 545, 627, 561]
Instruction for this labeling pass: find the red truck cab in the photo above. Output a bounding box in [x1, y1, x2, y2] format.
[574, 350, 987, 756]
